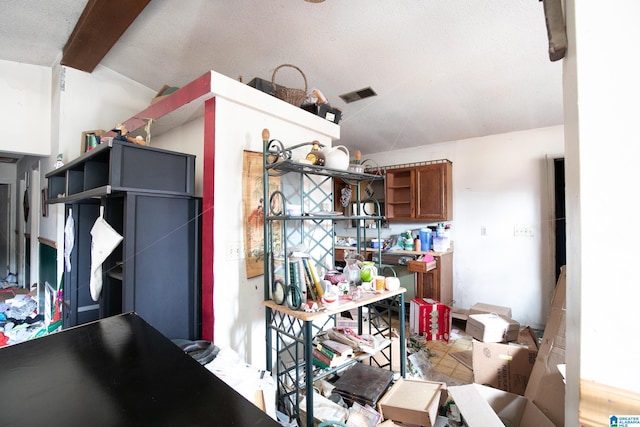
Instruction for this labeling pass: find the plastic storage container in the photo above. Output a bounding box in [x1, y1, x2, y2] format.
[419, 228, 432, 251]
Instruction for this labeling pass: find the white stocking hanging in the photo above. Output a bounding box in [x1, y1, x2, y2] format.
[89, 209, 123, 302]
[64, 209, 75, 273]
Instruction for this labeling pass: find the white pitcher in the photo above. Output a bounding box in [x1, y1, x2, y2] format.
[322, 145, 350, 170]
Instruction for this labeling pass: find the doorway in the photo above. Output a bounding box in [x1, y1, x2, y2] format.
[0, 184, 9, 278]
[554, 158, 566, 282]
[28, 164, 40, 290]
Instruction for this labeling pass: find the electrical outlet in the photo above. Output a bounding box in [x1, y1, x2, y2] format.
[226, 242, 235, 260]
[480, 226, 487, 236]
[513, 226, 534, 237]
[226, 240, 243, 260]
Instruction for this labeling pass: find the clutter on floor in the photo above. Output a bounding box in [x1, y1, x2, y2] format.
[169, 272, 566, 427]
[0, 276, 65, 347]
[0, 287, 47, 346]
[202, 346, 278, 422]
[263, 274, 564, 427]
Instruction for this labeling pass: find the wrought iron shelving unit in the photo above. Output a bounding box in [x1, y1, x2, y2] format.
[261, 129, 406, 426]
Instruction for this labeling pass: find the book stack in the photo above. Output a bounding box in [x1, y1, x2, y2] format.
[302, 256, 324, 301]
[312, 339, 353, 369]
[290, 253, 324, 302]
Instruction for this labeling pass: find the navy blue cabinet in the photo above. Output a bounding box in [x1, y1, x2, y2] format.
[46, 141, 201, 340]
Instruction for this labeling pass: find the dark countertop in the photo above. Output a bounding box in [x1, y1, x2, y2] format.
[0, 313, 280, 427]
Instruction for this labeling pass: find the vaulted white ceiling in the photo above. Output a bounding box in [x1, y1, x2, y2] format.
[0, 0, 563, 155]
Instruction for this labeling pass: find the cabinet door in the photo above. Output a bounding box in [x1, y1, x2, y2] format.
[385, 167, 414, 220]
[121, 193, 201, 340]
[415, 162, 453, 221]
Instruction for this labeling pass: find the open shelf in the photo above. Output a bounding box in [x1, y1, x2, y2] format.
[46, 140, 196, 203]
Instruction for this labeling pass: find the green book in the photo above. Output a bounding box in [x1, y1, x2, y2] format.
[289, 258, 303, 307]
[316, 343, 336, 360]
[312, 348, 331, 368]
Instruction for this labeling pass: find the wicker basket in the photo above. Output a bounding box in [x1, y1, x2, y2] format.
[272, 64, 308, 107]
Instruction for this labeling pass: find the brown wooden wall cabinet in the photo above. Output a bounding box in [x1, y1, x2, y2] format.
[385, 160, 453, 222]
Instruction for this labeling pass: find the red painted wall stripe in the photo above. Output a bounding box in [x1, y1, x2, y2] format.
[201, 96, 216, 341]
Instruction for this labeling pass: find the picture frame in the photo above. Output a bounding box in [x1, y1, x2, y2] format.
[242, 150, 280, 278]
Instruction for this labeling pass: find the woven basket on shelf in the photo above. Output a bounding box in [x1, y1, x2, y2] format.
[271, 64, 308, 107]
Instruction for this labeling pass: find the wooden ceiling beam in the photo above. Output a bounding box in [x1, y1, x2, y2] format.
[61, 0, 150, 72]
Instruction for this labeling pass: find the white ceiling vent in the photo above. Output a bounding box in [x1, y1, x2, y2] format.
[339, 87, 377, 104]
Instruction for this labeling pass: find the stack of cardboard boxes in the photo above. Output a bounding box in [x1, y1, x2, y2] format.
[463, 303, 538, 397]
[405, 268, 566, 426]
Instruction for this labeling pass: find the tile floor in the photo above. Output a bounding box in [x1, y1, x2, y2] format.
[422, 325, 474, 384]
[390, 315, 474, 385]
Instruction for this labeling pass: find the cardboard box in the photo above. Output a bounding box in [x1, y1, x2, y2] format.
[377, 378, 446, 427]
[469, 302, 512, 319]
[448, 383, 554, 427]
[524, 266, 566, 426]
[465, 313, 520, 343]
[471, 328, 539, 396]
[410, 298, 451, 342]
[0, 287, 32, 302]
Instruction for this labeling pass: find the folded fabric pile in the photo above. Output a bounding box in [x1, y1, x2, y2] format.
[0, 292, 44, 346]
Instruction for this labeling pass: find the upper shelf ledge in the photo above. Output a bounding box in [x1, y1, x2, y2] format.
[117, 70, 340, 141]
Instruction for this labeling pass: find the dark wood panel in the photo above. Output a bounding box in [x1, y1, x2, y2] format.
[0, 313, 280, 427]
[61, 0, 151, 72]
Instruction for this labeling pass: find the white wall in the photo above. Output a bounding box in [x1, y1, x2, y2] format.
[211, 97, 336, 366]
[564, 1, 640, 421]
[363, 125, 564, 328]
[57, 65, 156, 162]
[0, 60, 51, 156]
[0, 164, 17, 274]
[38, 64, 156, 241]
[151, 80, 338, 366]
